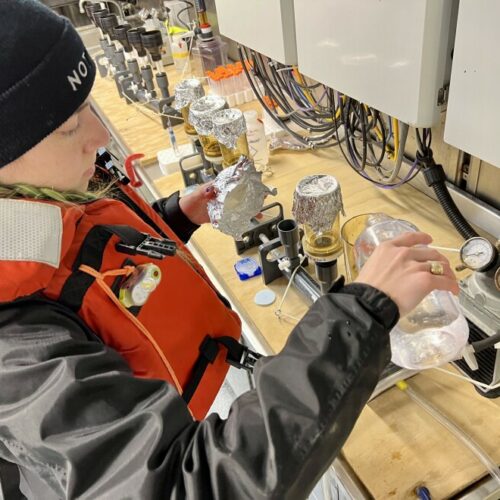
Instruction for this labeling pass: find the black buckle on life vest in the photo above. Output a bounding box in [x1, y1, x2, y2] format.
[182, 335, 263, 406]
[226, 345, 261, 372]
[116, 234, 177, 260]
[214, 336, 262, 372]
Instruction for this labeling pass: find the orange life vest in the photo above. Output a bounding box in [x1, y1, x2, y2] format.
[0, 186, 242, 420]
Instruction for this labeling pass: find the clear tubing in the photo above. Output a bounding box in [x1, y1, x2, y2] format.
[398, 381, 500, 486]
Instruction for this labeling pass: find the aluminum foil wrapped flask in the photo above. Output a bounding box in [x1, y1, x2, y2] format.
[212, 108, 249, 168]
[208, 156, 276, 239]
[188, 95, 227, 159]
[172, 79, 205, 136]
[292, 175, 345, 262]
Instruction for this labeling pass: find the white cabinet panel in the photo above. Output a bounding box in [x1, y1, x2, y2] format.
[294, 0, 456, 126]
[214, 0, 297, 65]
[444, 0, 500, 168]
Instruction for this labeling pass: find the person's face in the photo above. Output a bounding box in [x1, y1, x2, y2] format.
[0, 101, 110, 192]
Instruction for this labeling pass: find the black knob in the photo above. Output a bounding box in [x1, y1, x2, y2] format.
[100, 14, 119, 37]
[92, 8, 110, 29]
[84, 3, 100, 22]
[127, 27, 147, 57]
[140, 30, 163, 62]
[113, 24, 132, 52]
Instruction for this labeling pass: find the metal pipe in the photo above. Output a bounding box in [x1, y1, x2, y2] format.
[281, 266, 321, 303]
[102, 0, 125, 22]
[258, 231, 320, 303]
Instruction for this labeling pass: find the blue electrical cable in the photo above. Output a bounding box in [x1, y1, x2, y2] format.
[416, 486, 432, 500]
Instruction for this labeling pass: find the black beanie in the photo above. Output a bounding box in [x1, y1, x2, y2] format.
[0, 0, 96, 168]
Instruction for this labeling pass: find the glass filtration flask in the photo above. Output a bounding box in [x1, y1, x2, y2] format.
[172, 79, 205, 136]
[292, 175, 344, 263]
[188, 95, 227, 159]
[212, 108, 249, 168]
[354, 217, 469, 369]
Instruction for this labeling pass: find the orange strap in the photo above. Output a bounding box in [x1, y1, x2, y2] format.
[79, 264, 186, 400]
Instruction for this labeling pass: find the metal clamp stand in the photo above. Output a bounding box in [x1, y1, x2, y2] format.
[179, 140, 222, 187]
[234, 202, 284, 255]
[257, 218, 416, 397]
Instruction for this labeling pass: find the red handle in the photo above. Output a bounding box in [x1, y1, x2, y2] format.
[124, 153, 145, 188]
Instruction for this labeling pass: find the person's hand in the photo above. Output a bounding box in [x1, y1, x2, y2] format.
[354, 232, 459, 317]
[178, 182, 216, 225]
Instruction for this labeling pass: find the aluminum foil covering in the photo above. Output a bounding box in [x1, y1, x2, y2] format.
[212, 109, 247, 148]
[188, 95, 227, 136]
[208, 156, 277, 239]
[292, 175, 345, 234]
[172, 79, 204, 110]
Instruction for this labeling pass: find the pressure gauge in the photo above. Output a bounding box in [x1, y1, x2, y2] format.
[459, 237, 497, 272]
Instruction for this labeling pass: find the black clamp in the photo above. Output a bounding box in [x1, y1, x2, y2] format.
[116, 234, 177, 260]
[226, 345, 262, 372]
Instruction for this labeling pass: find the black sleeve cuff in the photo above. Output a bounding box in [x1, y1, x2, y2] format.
[152, 191, 200, 244]
[337, 283, 400, 331]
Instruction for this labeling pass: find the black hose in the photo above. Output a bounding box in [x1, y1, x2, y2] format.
[421, 161, 478, 240]
[471, 331, 500, 353]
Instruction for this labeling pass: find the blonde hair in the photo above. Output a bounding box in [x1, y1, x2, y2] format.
[0, 182, 112, 203]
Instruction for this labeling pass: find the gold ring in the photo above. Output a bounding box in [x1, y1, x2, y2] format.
[429, 261, 444, 276]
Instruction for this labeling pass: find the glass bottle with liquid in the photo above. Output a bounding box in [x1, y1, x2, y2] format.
[173, 79, 205, 136]
[292, 175, 344, 263]
[303, 217, 342, 262]
[212, 108, 249, 168]
[354, 217, 469, 369]
[188, 95, 227, 159]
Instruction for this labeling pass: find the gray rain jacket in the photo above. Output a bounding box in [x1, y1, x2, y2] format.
[0, 192, 399, 499]
[0, 284, 397, 499]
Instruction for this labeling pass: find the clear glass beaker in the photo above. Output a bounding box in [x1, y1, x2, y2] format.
[340, 213, 392, 282]
[303, 216, 342, 262]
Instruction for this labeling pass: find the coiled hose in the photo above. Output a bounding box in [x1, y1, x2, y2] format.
[422, 160, 478, 240]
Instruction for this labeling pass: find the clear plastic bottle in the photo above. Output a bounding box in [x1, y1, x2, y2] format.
[354, 217, 469, 370]
[244, 110, 269, 172]
[170, 34, 190, 75]
[191, 24, 227, 75]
